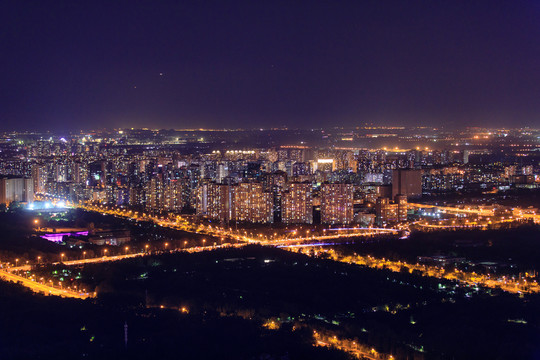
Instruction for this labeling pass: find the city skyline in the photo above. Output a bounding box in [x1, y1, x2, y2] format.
[2, 1, 540, 131]
[2, 2, 540, 359]
[1, 124, 540, 359]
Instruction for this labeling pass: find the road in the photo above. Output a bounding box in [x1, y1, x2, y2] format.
[76, 202, 402, 244]
[6, 244, 246, 273]
[291, 245, 540, 294]
[0, 269, 93, 299]
[1, 246, 243, 298]
[409, 202, 540, 224]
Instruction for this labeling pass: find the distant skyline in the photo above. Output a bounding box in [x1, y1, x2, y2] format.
[1, 0, 540, 131]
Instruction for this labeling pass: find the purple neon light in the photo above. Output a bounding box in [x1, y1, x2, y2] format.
[277, 242, 349, 248]
[327, 227, 399, 232]
[40, 231, 88, 243]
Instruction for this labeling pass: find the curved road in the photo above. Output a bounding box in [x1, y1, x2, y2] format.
[0, 269, 92, 299]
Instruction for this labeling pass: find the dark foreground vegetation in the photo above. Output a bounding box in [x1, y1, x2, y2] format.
[339, 225, 540, 272]
[0, 280, 350, 360]
[35, 245, 540, 360]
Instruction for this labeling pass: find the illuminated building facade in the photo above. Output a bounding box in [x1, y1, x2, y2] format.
[197, 182, 234, 222]
[320, 183, 354, 224]
[0, 177, 34, 205]
[375, 194, 407, 226]
[31, 164, 48, 194]
[232, 182, 273, 223]
[282, 182, 313, 224]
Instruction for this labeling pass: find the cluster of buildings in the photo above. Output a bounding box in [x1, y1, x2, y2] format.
[0, 128, 539, 226]
[196, 181, 354, 225]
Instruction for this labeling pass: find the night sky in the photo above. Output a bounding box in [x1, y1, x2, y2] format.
[1, 1, 540, 131]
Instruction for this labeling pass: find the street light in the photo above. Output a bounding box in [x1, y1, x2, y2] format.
[60, 253, 65, 262]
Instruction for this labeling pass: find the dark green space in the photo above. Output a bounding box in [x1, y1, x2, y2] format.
[0, 281, 349, 360]
[38, 245, 540, 360]
[339, 225, 540, 272]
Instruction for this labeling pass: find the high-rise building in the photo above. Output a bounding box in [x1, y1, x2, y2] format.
[217, 163, 228, 183]
[282, 182, 313, 224]
[292, 162, 310, 177]
[392, 169, 422, 199]
[0, 177, 34, 205]
[522, 165, 534, 176]
[197, 182, 234, 222]
[32, 164, 48, 194]
[463, 150, 470, 164]
[129, 186, 145, 208]
[504, 166, 517, 178]
[375, 197, 389, 227]
[233, 182, 273, 223]
[262, 171, 287, 222]
[395, 194, 408, 222]
[375, 194, 408, 226]
[146, 176, 164, 211]
[320, 183, 353, 224]
[315, 158, 334, 172]
[163, 179, 184, 212]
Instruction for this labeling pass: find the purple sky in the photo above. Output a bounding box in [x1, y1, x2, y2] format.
[1, 0, 540, 131]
